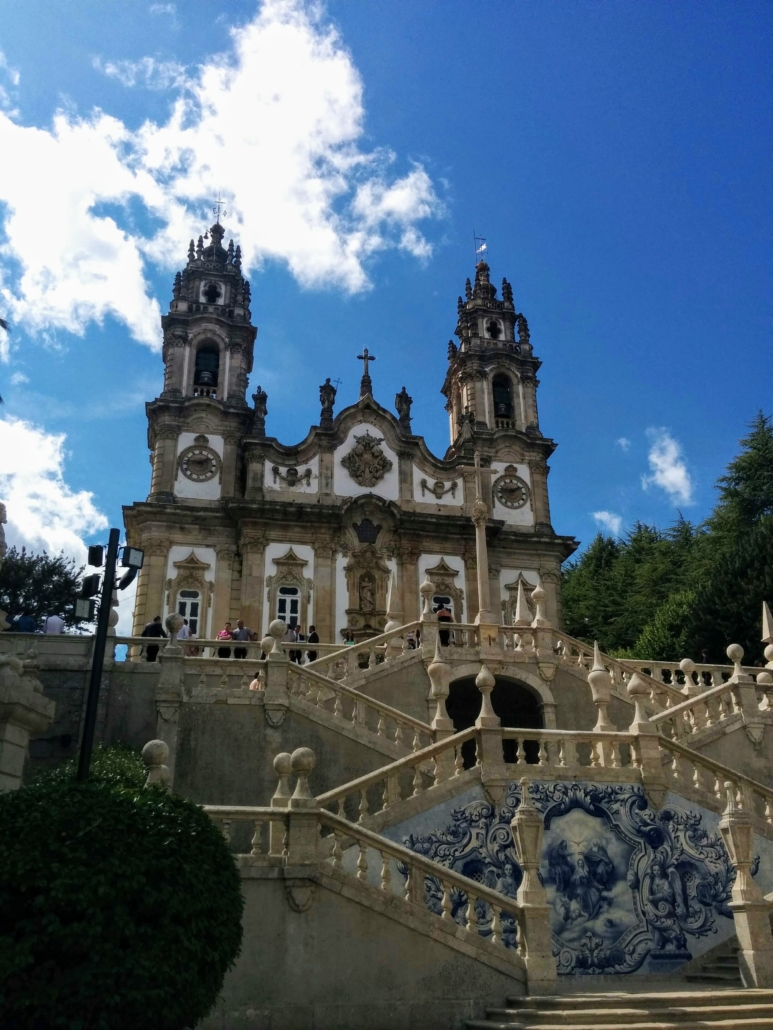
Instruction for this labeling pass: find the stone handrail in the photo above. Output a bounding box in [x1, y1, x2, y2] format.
[318, 809, 523, 956]
[659, 737, 773, 837]
[287, 663, 434, 751]
[619, 657, 759, 691]
[203, 805, 287, 858]
[650, 678, 745, 742]
[552, 630, 687, 710]
[306, 620, 422, 678]
[500, 726, 640, 775]
[317, 726, 480, 820]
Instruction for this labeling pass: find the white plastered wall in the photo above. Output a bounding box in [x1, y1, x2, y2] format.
[163, 545, 217, 638]
[333, 422, 400, 500]
[417, 554, 467, 621]
[264, 455, 319, 494]
[261, 543, 315, 636]
[412, 466, 464, 507]
[173, 432, 224, 500]
[490, 461, 534, 527]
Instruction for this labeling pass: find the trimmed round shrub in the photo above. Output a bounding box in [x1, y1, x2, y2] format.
[0, 779, 244, 1030]
[33, 742, 147, 789]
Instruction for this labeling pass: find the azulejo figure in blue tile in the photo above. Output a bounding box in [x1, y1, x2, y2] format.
[403, 780, 741, 975]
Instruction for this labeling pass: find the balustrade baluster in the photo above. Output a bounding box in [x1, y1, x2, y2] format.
[332, 831, 343, 869]
[377, 714, 386, 737]
[465, 892, 479, 934]
[538, 740, 548, 766]
[358, 789, 369, 823]
[395, 722, 405, 748]
[557, 739, 567, 768]
[713, 773, 723, 803]
[454, 749, 464, 776]
[368, 647, 377, 669]
[610, 742, 621, 769]
[474, 739, 481, 767]
[220, 819, 232, 844]
[440, 881, 453, 921]
[412, 764, 422, 797]
[356, 841, 368, 880]
[630, 739, 641, 769]
[412, 730, 422, 753]
[590, 741, 600, 768]
[250, 818, 264, 857]
[381, 778, 390, 812]
[333, 696, 343, 718]
[380, 852, 392, 892]
[490, 907, 502, 946]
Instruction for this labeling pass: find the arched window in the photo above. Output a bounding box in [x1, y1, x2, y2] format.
[177, 589, 201, 636]
[277, 586, 300, 627]
[194, 345, 219, 389]
[492, 374, 514, 421]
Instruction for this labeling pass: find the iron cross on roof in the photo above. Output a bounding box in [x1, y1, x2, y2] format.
[213, 191, 227, 223]
[357, 347, 376, 376]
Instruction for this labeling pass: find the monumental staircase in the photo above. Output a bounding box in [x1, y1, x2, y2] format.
[6, 594, 773, 1029]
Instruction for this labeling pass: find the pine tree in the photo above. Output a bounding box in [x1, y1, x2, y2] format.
[710, 412, 773, 534]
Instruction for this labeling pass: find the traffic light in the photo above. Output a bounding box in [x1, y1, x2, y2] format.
[79, 573, 101, 599]
[87, 544, 104, 567]
[74, 598, 97, 622]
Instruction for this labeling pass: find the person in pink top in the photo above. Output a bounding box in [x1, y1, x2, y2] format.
[217, 622, 233, 658]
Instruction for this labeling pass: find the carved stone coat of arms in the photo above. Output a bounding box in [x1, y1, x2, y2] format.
[341, 432, 393, 488]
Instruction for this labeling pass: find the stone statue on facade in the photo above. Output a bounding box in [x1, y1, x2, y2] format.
[319, 377, 337, 429]
[252, 385, 268, 438]
[395, 386, 413, 431]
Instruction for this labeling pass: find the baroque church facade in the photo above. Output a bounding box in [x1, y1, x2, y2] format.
[124, 220, 578, 642]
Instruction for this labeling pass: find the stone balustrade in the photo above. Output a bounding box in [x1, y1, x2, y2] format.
[318, 809, 524, 962]
[286, 664, 434, 752]
[651, 678, 745, 742]
[619, 657, 761, 692]
[500, 727, 640, 777]
[316, 727, 479, 822]
[306, 620, 423, 679]
[202, 805, 288, 860]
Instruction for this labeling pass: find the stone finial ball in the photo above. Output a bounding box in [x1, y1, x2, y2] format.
[626, 671, 649, 701]
[727, 643, 745, 663]
[260, 635, 274, 653]
[268, 619, 287, 640]
[142, 739, 169, 767]
[679, 658, 696, 675]
[475, 664, 495, 691]
[291, 747, 316, 774]
[531, 583, 546, 601]
[419, 577, 434, 597]
[165, 612, 185, 635]
[765, 644, 773, 664]
[273, 751, 293, 776]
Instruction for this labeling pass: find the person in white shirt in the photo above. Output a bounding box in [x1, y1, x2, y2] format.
[44, 613, 65, 634]
[177, 618, 191, 641]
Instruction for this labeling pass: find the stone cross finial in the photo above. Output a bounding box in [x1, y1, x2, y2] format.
[357, 348, 376, 398]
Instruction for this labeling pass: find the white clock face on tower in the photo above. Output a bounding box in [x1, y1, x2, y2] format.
[493, 466, 530, 509]
[179, 444, 220, 482]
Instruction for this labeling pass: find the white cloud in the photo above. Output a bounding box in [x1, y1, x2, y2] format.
[9, 371, 29, 385]
[592, 510, 623, 536]
[149, 3, 176, 13]
[93, 56, 187, 91]
[641, 427, 694, 506]
[0, 0, 442, 352]
[0, 49, 20, 116]
[0, 416, 108, 563]
[616, 437, 631, 453]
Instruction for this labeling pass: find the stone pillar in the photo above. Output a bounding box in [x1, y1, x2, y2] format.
[475, 665, 506, 790]
[511, 777, 556, 994]
[154, 613, 184, 788]
[243, 448, 264, 500]
[0, 653, 56, 790]
[212, 547, 236, 636]
[428, 638, 454, 762]
[719, 782, 773, 987]
[528, 459, 552, 532]
[240, 535, 267, 637]
[264, 620, 290, 727]
[401, 547, 420, 622]
[286, 747, 318, 865]
[149, 429, 178, 501]
[135, 542, 169, 634]
[220, 434, 240, 498]
[313, 544, 337, 642]
[397, 449, 413, 503]
[627, 671, 668, 808]
[317, 443, 336, 498]
[728, 644, 766, 747]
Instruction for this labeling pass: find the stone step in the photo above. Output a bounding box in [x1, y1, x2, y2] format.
[480, 1004, 773, 1026]
[466, 989, 773, 1030]
[468, 1021, 773, 1030]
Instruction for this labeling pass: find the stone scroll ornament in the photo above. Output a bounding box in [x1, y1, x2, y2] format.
[341, 432, 393, 488]
[402, 781, 741, 975]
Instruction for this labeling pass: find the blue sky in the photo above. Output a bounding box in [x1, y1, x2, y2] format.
[0, 0, 770, 587]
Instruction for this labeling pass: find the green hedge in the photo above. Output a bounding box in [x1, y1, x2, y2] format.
[0, 778, 244, 1030]
[33, 743, 146, 789]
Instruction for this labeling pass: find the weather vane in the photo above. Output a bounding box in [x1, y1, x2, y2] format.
[473, 228, 488, 263]
[213, 191, 227, 223]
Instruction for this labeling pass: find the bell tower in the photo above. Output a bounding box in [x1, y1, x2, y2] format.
[441, 260, 540, 449]
[145, 219, 258, 503]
